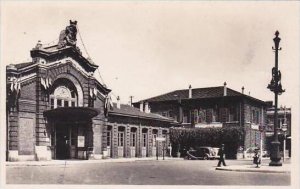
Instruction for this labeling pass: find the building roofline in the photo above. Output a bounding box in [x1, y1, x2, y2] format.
[134, 86, 268, 106]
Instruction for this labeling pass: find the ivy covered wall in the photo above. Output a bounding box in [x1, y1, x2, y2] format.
[170, 127, 245, 159]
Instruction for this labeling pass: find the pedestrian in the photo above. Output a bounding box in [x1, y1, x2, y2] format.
[253, 148, 261, 168]
[168, 144, 172, 157]
[217, 144, 226, 167]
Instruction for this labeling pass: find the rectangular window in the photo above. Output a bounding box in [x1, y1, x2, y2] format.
[130, 132, 136, 147]
[206, 109, 213, 123]
[107, 131, 111, 146]
[229, 106, 236, 122]
[71, 101, 76, 107]
[256, 111, 260, 124]
[50, 98, 54, 109]
[198, 109, 206, 123]
[153, 134, 157, 144]
[251, 110, 255, 123]
[142, 133, 147, 147]
[57, 99, 62, 107]
[118, 132, 124, 147]
[194, 109, 199, 124]
[64, 101, 69, 107]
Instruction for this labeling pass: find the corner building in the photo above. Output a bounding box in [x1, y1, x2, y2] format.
[6, 21, 175, 161]
[134, 84, 269, 158]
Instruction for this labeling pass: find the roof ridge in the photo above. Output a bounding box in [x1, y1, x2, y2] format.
[178, 86, 224, 91]
[135, 89, 179, 103]
[110, 102, 174, 121]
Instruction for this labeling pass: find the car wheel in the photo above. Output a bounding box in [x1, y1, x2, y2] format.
[203, 155, 209, 160]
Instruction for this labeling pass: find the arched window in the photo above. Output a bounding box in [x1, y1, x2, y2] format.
[49, 78, 78, 109]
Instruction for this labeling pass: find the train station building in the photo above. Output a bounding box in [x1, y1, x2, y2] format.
[6, 21, 176, 161]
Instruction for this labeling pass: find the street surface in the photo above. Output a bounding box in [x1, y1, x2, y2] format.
[6, 159, 290, 185]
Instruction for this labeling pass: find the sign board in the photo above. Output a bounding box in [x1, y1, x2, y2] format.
[156, 137, 166, 141]
[195, 123, 222, 128]
[251, 124, 259, 130]
[78, 136, 85, 147]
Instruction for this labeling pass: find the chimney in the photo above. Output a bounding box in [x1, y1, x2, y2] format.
[188, 85, 192, 98]
[145, 101, 150, 113]
[248, 91, 251, 96]
[242, 86, 245, 94]
[139, 101, 144, 112]
[117, 96, 121, 109]
[223, 82, 227, 96]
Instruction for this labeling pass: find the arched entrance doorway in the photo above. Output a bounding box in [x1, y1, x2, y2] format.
[44, 107, 99, 159]
[44, 77, 98, 160]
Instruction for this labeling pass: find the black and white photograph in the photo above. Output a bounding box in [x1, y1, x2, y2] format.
[1, 1, 299, 188]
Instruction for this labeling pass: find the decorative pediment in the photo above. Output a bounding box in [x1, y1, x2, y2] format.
[30, 21, 98, 73]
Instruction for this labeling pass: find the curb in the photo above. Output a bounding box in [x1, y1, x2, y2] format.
[215, 166, 290, 173]
[6, 158, 184, 167]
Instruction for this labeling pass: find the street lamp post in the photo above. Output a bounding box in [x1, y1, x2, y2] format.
[267, 31, 285, 166]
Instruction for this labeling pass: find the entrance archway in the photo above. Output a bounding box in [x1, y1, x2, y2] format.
[44, 107, 99, 160]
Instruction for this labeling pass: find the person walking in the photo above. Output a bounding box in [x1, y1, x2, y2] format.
[253, 148, 261, 168]
[217, 144, 226, 167]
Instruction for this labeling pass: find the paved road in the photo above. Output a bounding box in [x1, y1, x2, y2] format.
[6, 159, 290, 185]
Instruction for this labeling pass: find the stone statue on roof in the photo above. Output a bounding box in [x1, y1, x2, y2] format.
[57, 20, 78, 49]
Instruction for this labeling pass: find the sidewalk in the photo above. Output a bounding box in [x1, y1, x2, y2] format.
[216, 162, 291, 173]
[5, 157, 183, 167]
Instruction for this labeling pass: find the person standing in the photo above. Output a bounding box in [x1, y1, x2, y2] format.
[253, 148, 261, 168]
[217, 144, 226, 167]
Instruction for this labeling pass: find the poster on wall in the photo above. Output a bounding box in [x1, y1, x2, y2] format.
[78, 136, 85, 147]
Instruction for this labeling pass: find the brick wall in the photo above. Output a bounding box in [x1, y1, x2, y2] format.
[8, 111, 18, 151]
[243, 101, 266, 150]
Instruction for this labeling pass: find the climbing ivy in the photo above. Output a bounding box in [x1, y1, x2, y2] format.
[169, 127, 244, 159]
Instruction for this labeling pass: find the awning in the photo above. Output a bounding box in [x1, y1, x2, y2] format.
[43, 107, 99, 121]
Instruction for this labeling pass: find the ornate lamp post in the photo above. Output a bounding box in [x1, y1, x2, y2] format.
[267, 31, 285, 166]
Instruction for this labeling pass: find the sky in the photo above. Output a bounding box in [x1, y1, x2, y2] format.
[1, 1, 299, 108]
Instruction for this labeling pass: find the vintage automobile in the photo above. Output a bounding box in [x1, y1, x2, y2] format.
[186, 146, 220, 160]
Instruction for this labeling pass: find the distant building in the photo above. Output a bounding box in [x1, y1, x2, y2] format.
[266, 105, 291, 157]
[134, 83, 269, 157]
[5, 21, 174, 161]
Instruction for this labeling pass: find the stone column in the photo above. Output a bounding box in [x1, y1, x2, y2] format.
[137, 124, 142, 157]
[158, 128, 163, 156]
[8, 110, 19, 161]
[125, 125, 130, 158]
[35, 67, 51, 161]
[102, 121, 108, 158]
[112, 124, 118, 158]
[92, 119, 102, 159]
[148, 127, 152, 157]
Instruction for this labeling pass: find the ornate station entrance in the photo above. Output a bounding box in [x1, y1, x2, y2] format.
[44, 107, 99, 160]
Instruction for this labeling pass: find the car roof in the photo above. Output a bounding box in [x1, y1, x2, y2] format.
[196, 146, 213, 149]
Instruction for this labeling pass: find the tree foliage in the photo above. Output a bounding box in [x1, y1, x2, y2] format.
[169, 127, 244, 159]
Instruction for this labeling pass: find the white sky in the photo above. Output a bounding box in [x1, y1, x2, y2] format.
[1, 1, 299, 108]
